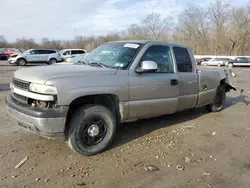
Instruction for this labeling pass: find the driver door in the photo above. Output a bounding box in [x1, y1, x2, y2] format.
[128, 45, 179, 119]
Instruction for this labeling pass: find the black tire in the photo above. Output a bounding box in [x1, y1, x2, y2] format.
[17, 58, 26, 66]
[47, 58, 57, 65]
[66, 105, 116, 156]
[206, 85, 226, 112]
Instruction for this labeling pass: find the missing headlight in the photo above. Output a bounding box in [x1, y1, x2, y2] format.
[28, 99, 56, 109]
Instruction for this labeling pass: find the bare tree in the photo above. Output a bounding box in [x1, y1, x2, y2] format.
[40, 38, 62, 49]
[0, 35, 7, 48]
[178, 4, 210, 54]
[142, 12, 172, 40]
[13, 38, 38, 50]
[228, 6, 250, 55]
[126, 24, 149, 40]
[208, 0, 231, 54]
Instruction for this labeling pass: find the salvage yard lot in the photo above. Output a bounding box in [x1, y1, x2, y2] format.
[0, 61, 250, 188]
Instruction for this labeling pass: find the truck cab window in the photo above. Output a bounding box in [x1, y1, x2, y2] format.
[173, 47, 193, 72]
[140, 45, 174, 73]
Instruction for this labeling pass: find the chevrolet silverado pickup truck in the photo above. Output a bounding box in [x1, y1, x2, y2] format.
[5, 40, 236, 156]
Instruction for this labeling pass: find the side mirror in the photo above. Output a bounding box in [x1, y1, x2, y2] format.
[135, 61, 158, 73]
[27, 52, 30, 55]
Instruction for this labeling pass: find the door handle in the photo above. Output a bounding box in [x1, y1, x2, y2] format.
[170, 79, 179, 85]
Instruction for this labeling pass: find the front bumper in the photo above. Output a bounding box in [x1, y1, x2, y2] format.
[5, 93, 69, 139]
[8, 58, 17, 64]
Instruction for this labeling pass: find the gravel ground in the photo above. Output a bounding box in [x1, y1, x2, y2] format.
[0, 61, 250, 188]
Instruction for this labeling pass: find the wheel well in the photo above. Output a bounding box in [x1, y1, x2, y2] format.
[17, 58, 25, 61]
[17, 58, 26, 65]
[65, 94, 122, 133]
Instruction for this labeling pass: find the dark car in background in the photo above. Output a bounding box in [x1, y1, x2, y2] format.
[0, 48, 7, 60]
[228, 57, 250, 67]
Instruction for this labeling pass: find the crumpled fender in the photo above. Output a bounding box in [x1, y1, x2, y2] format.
[220, 69, 237, 92]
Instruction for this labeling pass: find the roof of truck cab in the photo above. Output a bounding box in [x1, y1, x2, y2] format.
[108, 40, 189, 48]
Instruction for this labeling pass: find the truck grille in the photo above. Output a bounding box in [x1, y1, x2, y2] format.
[12, 78, 29, 90]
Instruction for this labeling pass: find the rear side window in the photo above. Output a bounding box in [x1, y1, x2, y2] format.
[36, 50, 47, 54]
[237, 57, 248, 62]
[72, 50, 85, 55]
[47, 50, 56, 54]
[71, 50, 78, 55]
[173, 47, 193, 72]
[78, 50, 85, 54]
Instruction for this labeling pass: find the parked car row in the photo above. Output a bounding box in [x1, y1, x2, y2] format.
[4, 48, 87, 66]
[196, 56, 250, 67]
[201, 58, 231, 66]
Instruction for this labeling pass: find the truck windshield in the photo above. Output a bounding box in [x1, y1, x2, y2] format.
[83, 42, 141, 69]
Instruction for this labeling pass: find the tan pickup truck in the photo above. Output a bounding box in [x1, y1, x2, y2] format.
[6, 40, 236, 155]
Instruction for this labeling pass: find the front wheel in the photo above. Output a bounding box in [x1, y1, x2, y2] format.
[17, 58, 26, 66]
[206, 85, 226, 112]
[66, 105, 116, 156]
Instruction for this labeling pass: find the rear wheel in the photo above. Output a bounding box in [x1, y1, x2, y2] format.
[206, 85, 226, 112]
[47, 58, 57, 65]
[66, 105, 116, 156]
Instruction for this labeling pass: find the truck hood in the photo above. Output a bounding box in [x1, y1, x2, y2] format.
[13, 64, 117, 84]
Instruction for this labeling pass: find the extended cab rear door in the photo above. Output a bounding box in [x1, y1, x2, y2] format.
[172, 46, 199, 111]
[128, 44, 179, 119]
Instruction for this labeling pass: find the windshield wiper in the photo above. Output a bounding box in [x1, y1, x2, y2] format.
[77, 60, 87, 65]
[88, 62, 110, 68]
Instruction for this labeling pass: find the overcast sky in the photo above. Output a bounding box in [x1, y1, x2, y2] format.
[1, 0, 249, 42]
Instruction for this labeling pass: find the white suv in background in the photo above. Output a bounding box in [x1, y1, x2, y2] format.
[9, 49, 62, 66]
[59, 49, 86, 62]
